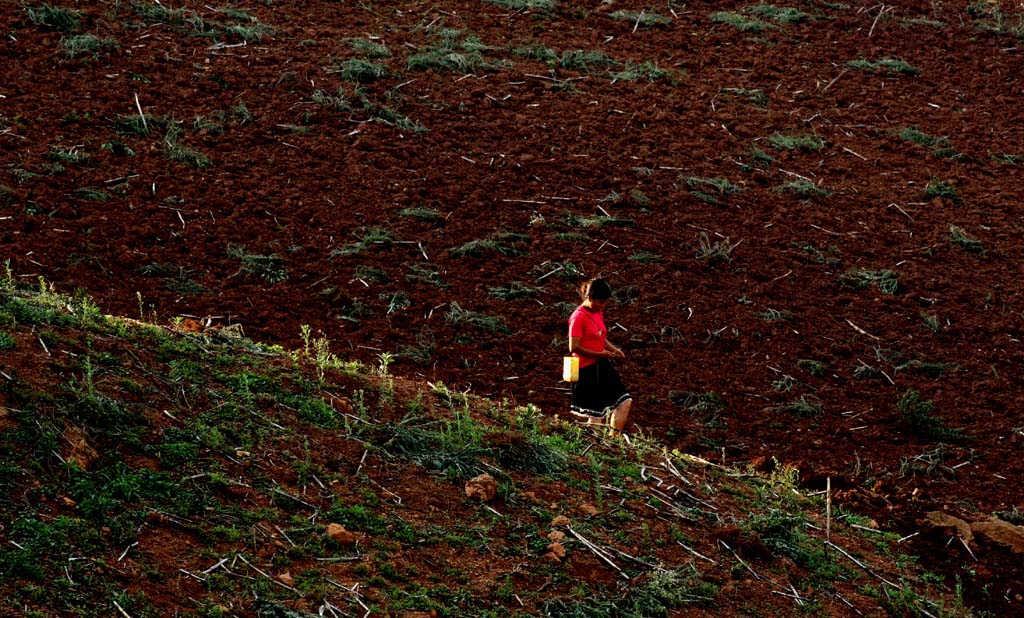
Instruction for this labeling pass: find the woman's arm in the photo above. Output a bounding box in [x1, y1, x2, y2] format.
[568, 336, 609, 359]
[604, 340, 626, 360]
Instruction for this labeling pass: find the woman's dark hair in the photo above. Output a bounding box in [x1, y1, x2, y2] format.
[580, 278, 613, 301]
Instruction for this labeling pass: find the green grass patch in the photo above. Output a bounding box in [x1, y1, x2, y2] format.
[485, 0, 558, 10]
[26, 3, 82, 32]
[847, 57, 920, 76]
[949, 225, 984, 253]
[488, 282, 540, 300]
[163, 124, 212, 169]
[991, 152, 1024, 165]
[923, 179, 961, 202]
[776, 179, 831, 199]
[398, 207, 445, 224]
[73, 188, 111, 202]
[450, 233, 528, 258]
[775, 395, 823, 417]
[710, 12, 772, 32]
[610, 61, 672, 83]
[513, 43, 559, 62]
[345, 37, 391, 58]
[896, 390, 967, 441]
[607, 11, 672, 28]
[628, 252, 661, 264]
[60, 33, 119, 58]
[334, 59, 389, 83]
[227, 245, 289, 283]
[748, 5, 811, 24]
[719, 87, 769, 108]
[695, 232, 738, 264]
[407, 30, 498, 74]
[768, 133, 824, 152]
[445, 302, 510, 335]
[331, 227, 398, 257]
[840, 268, 899, 294]
[560, 49, 619, 72]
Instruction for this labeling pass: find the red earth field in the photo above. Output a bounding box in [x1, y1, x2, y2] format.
[2, 0, 1024, 614]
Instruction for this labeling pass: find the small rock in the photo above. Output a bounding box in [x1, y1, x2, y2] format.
[63, 426, 99, 470]
[921, 511, 973, 545]
[580, 503, 600, 517]
[545, 542, 566, 562]
[547, 530, 566, 542]
[326, 523, 359, 545]
[551, 515, 570, 527]
[971, 518, 1024, 554]
[465, 473, 498, 502]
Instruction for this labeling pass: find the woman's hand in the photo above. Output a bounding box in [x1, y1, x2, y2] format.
[606, 344, 625, 360]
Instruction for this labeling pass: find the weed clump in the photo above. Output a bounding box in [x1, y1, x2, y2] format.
[896, 390, 966, 441]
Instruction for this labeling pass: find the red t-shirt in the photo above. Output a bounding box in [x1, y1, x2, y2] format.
[568, 305, 606, 368]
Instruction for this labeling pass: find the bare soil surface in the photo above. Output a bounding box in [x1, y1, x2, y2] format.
[3, 0, 1024, 614]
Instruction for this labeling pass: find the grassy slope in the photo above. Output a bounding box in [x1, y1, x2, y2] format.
[0, 273, 973, 618]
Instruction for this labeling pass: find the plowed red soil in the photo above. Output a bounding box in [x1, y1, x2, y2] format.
[3, 0, 1023, 614]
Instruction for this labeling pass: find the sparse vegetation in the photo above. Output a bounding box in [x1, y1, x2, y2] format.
[60, 33, 119, 58]
[485, 0, 557, 10]
[949, 225, 984, 253]
[608, 10, 673, 28]
[748, 5, 810, 24]
[26, 3, 82, 32]
[695, 232, 739, 264]
[610, 61, 673, 83]
[446, 302, 510, 334]
[346, 37, 391, 58]
[776, 179, 831, 199]
[710, 12, 772, 32]
[0, 2, 1014, 615]
[768, 133, 825, 152]
[334, 58, 389, 83]
[450, 233, 528, 258]
[227, 244, 289, 283]
[896, 390, 966, 441]
[408, 29, 498, 74]
[840, 268, 899, 294]
[924, 178, 961, 202]
[560, 49, 620, 72]
[847, 57, 921, 76]
[163, 124, 212, 169]
[719, 87, 769, 108]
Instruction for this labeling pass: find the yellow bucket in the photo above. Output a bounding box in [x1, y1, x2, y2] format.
[562, 356, 579, 382]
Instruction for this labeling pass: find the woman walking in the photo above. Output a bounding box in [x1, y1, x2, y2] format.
[567, 278, 632, 433]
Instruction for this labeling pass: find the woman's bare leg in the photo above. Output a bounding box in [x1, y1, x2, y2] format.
[610, 398, 631, 431]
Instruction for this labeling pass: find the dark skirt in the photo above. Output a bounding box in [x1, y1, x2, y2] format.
[570, 359, 631, 417]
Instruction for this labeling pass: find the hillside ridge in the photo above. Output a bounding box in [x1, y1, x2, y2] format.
[0, 275, 985, 617]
